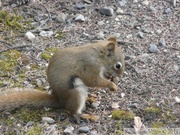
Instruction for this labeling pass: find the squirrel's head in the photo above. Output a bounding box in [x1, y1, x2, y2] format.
[100, 36, 125, 80]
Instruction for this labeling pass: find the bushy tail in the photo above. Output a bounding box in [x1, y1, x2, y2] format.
[0, 88, 59, 112]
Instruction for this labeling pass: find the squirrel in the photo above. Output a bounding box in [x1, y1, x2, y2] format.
[0, 37, 125, 120]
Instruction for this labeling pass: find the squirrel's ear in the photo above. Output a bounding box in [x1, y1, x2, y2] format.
[108, 36, 117, 43]
[107, 42, 115, 52]
[106, 42, 116, 56]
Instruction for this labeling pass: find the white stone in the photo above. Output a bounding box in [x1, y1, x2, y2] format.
[142, 0, 149, 5]
[39, 31, 53, 37]
[25, 31, 35, 41]
[64, 126, 74, 135]
[42, 117, 55, 124]
[115, 17, 120, 21]
[75, 14, 85, 22]
[116, 8, 124, 14]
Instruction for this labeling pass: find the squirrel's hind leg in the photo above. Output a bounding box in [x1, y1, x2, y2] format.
[66, 77, 88, 115]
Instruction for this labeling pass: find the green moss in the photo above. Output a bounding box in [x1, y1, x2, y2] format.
[16, 108, 45, 123]
[162, 110, 176, 121]
[5, 117, 15, 126]
[27, 126, 42, 135]
[0, 10, 22, 31]
[41, 53, 52, 60]
[45, 47, 59, 54]
[41, 47, 59, 60]
[148, 128, 174, 135]
[115, 130, 123, 135]
[112, 110, 135, 120]
[144, 106, 161, 113]
[0, 50, 22, 76]
[151, 122, 164, 128]
[54, 30, 64, 39]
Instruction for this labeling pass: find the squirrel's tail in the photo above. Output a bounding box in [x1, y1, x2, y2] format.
[0, 88, 60, 112]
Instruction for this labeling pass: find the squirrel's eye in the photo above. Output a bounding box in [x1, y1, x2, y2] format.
[114, 62, 122, 70]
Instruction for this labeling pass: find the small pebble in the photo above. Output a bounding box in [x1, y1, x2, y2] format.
[26, 121, 34, 127]
[159, 39, 166, 46]
[96, 32, 105, 39]
[118, 0, 127, 7]
[91, 101, 100, 108]
[164, 8, 171, 14]
[39, 31, 53, 37]
[55, 13, 67, 23]
[137, 31, 144, 38]
[84, 0, 92, 4]
[142, 0, 149, 5]
[114, 33, 120, 38]
[148, 44, 158, 53]
[98, 7, 114, 16]
[90, 130, 98, 135]
[75, 14, 85, 22]
[133, 0, 138, 3]
[173, 64, 179, 71]
[116, 8, 124, 14]
[66, 18, 73, 25]
[115, 17, 120, 21]
[82, 32, 90, 38]
[64, 126, 74, 135]
[25, 31, 35, 41]
[42, 117, 55, 124]
[163, 49, 168, 53]
[75, 2, 85, 10]
[97, 21, 104, 26]
[149, 6, 156, 13]
[78, 126, 90, 133]
[156, 29, 162, 34]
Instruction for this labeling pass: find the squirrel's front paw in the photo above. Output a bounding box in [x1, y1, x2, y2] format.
[109, 83, 118, 91]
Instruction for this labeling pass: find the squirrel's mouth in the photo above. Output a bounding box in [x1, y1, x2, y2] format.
[104, 73, 114, 81]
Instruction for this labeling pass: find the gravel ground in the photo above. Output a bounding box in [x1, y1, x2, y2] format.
[0, 0, 179, 134]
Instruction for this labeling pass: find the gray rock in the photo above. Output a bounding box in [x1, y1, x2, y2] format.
[42, 117, 55, 124]
[31, 22, 39, 27]
[75, 14, 85, 22]
[66, 18, 73, 25]
[39, 31, 53, 37]
[137, 31, 144, 38]
[82, 32, 90, 38]
[149, 44, 158, 53]
[164, 8, 171, 14]
[26, 121, 34, 127]
[64, 126, 74, 135]
[78, 126, 90, 133]
[98, 7, 114, 16]
[75, 2, 85, 10]
[149, 6, 156, 13]
[159, 39, 166, 46]
[55, 13, 67, 23]
[118, 0, 127, 6]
